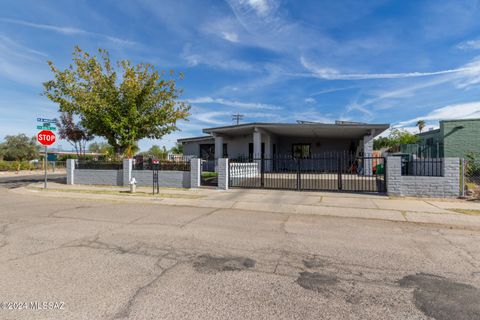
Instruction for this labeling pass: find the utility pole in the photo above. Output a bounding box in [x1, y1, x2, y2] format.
[232, 113, 244, 125]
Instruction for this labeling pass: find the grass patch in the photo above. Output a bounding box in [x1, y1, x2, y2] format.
[27, 186, 204, 199]
[451, 209, 480, 215]
[201, 172, 218, 178]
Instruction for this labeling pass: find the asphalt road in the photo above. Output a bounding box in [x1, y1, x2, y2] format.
[0, 173, 66, 189]
[0, 186, 479, 319]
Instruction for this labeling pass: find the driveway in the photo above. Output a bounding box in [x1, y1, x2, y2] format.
[0, 186, 479, 319]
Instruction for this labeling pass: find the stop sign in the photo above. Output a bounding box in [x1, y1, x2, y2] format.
[37, 130, 56, 146]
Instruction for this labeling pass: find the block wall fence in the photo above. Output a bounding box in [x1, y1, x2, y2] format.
[386, 156, 460, 198]
[67, 157, 460, 197]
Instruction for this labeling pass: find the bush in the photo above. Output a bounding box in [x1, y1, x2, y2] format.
[0, 161, 36, 171]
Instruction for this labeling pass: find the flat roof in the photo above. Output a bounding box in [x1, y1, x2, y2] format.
[177, 135, 214, 143]
[202, 122, 390, 139]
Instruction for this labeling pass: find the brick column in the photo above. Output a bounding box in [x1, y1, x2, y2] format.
[122, 158, 133, 186]
[386, 156, 401, 196]
[190, 158, 201, 188]
[443, 158, 460, 197]
[217, 158, 229, 190]
[66, 159, 75, 185]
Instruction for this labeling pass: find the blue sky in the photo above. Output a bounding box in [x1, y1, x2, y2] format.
[1, 0, 480, 151]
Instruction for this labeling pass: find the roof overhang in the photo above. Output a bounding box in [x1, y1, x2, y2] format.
[203, 122, 389, 139]
[177, 135, 214, 143]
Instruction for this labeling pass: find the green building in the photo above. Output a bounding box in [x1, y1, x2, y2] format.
[401, 118, 480, 158]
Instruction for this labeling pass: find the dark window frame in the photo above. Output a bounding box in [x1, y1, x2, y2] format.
[292, 143, 311, 158]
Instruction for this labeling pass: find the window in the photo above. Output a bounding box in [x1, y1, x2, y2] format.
[426, 138, 434, 146]
[292, 144, 310, 158]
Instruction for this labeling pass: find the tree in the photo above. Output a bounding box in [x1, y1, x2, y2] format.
[0, 134, 39, 170]
[88, 142, 115, 158]
[373, 129, 420, 151]
[416, 120, 426, 133]
[144, 145, 168, 160]
[170, 142, 183, 154]
[43, 46, 190, 158]
[56, 112, 93, 158]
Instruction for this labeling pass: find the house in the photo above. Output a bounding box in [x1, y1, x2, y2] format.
[178, 121, 389, 160]
[403, 118, 480, 158]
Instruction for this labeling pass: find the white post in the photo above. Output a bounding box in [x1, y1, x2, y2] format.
[122, 158, 133, 186]
[66, 159, 75, 185]
[190, 158, 201, 188]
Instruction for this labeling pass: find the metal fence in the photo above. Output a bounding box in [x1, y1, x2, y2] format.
[133, 159, 190, 171]
[400, 143, 444, 158]
[463, 158, 480, 198]
[75, 160, 123, 170]
[229, 153, 386, 193]
[201, 159, 218, 186]
[401, 158, 443, 176]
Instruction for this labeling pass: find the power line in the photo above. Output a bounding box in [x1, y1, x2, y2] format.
[232, 113, 244, 125]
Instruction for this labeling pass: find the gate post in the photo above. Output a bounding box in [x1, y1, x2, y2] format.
[190, 158, 201, 188]
[261, 155, 264, 187]
[337, 156, 342, 190]
[217, 158, 229, 190]
[296, 158, 301, 191]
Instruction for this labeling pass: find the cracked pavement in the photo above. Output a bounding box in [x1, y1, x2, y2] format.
[0, 184, 480, 319]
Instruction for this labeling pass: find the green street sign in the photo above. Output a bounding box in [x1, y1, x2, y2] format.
[37, 125, 56, 131]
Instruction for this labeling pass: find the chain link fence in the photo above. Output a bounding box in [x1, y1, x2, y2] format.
[462, 157, 480, 199]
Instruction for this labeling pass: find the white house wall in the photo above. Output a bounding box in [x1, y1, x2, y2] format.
[275, 136, 356, 155]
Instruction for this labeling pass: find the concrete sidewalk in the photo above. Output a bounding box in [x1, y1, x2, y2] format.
[14, 182, 480, 229]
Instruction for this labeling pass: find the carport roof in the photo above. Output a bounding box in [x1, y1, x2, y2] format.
[202, 122, 389, 139]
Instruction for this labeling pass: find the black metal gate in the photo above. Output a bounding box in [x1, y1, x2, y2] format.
[200, 158, 218, 187]
[229, 154, 386, 193]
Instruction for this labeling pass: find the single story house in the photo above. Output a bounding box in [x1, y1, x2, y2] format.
[178, 121, 389, 160]
[402, 118, 480, 158]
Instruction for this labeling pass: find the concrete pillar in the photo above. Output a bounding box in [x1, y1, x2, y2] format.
[263, 132, 272, 171]
[122, 158, 133, 186]
[253, 129, 262, 157]
[443, 158, 460, 197]
[217, 158, 229, 190]
[66, 159, 75, 185]
[363, 130, 374, 176]
[386, 156, 402, 196]
[190, 158, 201, 188]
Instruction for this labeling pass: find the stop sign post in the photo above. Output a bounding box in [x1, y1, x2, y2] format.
[37, 130, 56, 189]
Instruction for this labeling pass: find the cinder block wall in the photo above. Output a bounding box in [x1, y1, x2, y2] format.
[67, 158, 192, 188]
[386, 157, 459, 198]
[74, 170, 123, 186]
[132, 170, 190, 188]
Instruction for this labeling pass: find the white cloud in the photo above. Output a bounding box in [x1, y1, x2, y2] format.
[457, 39, 480, 50]
[187, 96, 282, 110]
[237, 0, 274, 16]
[181, 44, 253, 71]
[304, 97, 316, 104]
[396, 101, 480, 127]
[300, 56, 474, 80]
[221, 32, 239, 43]
[0, 18, 136, 46]
[0, 35, 49, 86]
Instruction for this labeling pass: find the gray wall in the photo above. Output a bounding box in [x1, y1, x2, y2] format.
[132, 170, 190, 188]
[387, 157, 460, 198]
[74, 169, 123, 186]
